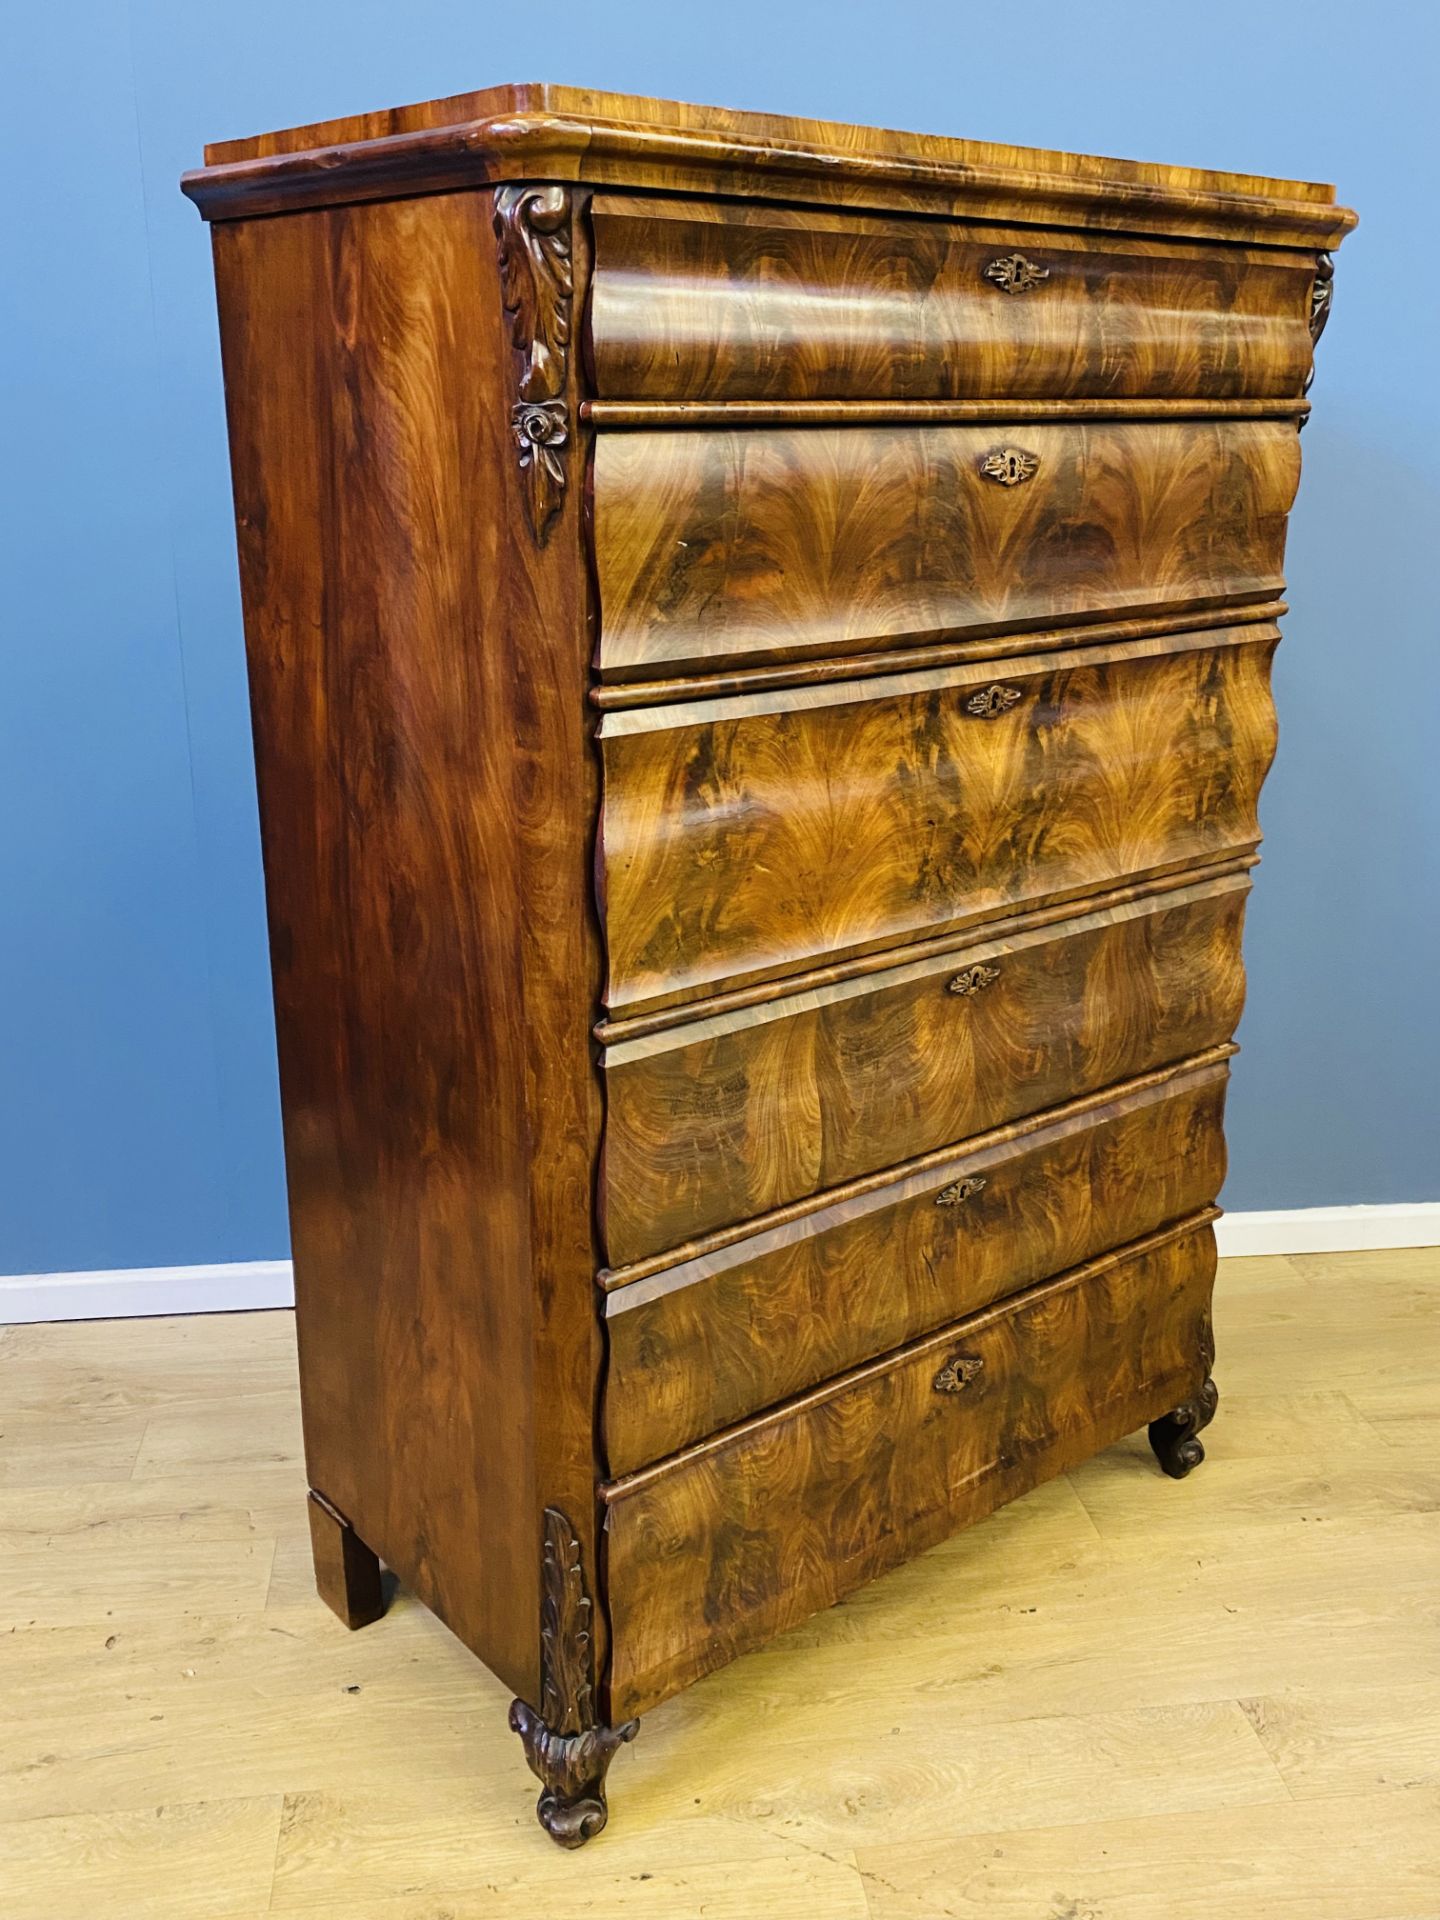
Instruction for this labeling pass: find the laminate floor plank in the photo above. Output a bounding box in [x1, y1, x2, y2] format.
[0, 1256, 1436, 1918]
[853, 1784, 1440, 1919]
[0, 1796, 284, 1920]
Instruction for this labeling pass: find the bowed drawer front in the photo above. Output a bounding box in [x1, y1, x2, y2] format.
[591, 419, 1298, 680]
[598, 624, 1277, 1015]
[587, 196, 1320, 403]
[599, 870, 1250, 1265]
[603, 1052, 1231, 1473]
[602, 1216, 1220, 1720]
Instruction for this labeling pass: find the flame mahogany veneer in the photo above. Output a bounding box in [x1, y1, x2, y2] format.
[183, 85, 1353, 1847]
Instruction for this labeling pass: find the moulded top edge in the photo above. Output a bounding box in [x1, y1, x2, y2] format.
[181, 82, 1358, 248]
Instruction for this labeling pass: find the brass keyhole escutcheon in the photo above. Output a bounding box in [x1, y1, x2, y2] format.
[983, 253, 1050, 294]
[979, 446, 1039, 487]
[933, 1352, 985, 1393]
[935, 1176, 986, 1208]
[948, 963, 1000, 997]
[965, 683, 1023, 718]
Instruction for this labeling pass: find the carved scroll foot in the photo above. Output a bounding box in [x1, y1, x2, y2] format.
[1148, 1377, 1220, 1478]
[513, 1505, 638, 1846]
[509, 1699, 640, 1847]
[307, 1489, 387, 1629]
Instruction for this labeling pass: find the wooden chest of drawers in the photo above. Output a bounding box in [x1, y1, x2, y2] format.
[183, 85, 1354, 1847]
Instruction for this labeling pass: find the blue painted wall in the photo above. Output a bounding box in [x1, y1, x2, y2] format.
[4, 0, 1435, 1273]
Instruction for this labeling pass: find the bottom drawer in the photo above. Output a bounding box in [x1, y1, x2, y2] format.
[602, 1215, 1217, 1720]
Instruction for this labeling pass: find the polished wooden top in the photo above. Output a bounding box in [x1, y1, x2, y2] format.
[183, 83, 1356, 247]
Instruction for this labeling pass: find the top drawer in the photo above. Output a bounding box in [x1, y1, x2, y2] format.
[587, 196, 1320, 403]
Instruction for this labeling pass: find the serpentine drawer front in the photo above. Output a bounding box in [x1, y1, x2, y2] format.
[184, 84, 1352, 1848]
[598, 625, 1277, 1016]
[602, 1052, 1232, 1473]
[599, 871, 1250, 1264]
[590, 420, 1298, 681]
[602, 1217, 1221, 1719]
[587, 196, 1320, 402]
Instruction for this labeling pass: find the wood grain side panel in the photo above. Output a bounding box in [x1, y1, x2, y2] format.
[599, 873, 1249, 1264]
[588, 197, 1316, 402]
[603, 1219, 1219, 1719]
[592, 420, 1299, 680]
[598, 628, 1277, 1017]
[603, 1058, 1229, 1472]
[211, 189, 598, 1701]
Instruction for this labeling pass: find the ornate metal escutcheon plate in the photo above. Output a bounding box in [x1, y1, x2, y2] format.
[933, 1352, 986, 1393]
[965, 683, 1024, 718]
[935, 1176, 987, 1208]
[980, 446, 1040, 487]
[983, 252, 1050, 294]
[947, 962, 1001, 996]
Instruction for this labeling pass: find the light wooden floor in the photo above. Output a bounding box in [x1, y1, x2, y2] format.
[3, 1248, 1439, 1919]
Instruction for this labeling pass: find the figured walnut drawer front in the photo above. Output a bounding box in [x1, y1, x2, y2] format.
[598, 624, 1276, 1018]
[591, 419, 1298, 681]
[599, 869, 1247, 1266]
[602, 1214, 1218, 1719]
[587, 195, 1319, 403]
[603, 1051, 1230, 1474]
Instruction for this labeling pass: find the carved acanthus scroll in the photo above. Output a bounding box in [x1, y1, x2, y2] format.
[1301, 252, 1335, 418]
[509, 1507, 638, 1848]
[494, 185, 574, 544]
[1309, 252, 1334, 346]
[1148, 1372, 1219, 1479]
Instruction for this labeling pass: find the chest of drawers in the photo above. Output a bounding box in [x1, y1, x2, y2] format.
[183, 85, 1354, 1847]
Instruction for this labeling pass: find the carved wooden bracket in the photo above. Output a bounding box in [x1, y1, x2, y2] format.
[494, 184, 574, 545]
[509, 1507, 638, 1847]
[1298, 250, 1335, 425]
[936, 1175, 986, 1208]
[1309, 252, 1334, 346]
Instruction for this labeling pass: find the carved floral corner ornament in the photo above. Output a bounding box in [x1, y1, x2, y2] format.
[1301, 251, 1335, 415]
[494, 184, 574, 545]
[509, 1507, 638, 1848]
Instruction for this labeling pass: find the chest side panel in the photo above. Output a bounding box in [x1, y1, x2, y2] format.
[212, 188, 599, 1701]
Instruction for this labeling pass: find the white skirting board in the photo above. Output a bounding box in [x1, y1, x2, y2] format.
[0, 1260, 295, 1326]
[1213, 1203, 1440, 1259]
[1, 1207, 1436, 1325]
